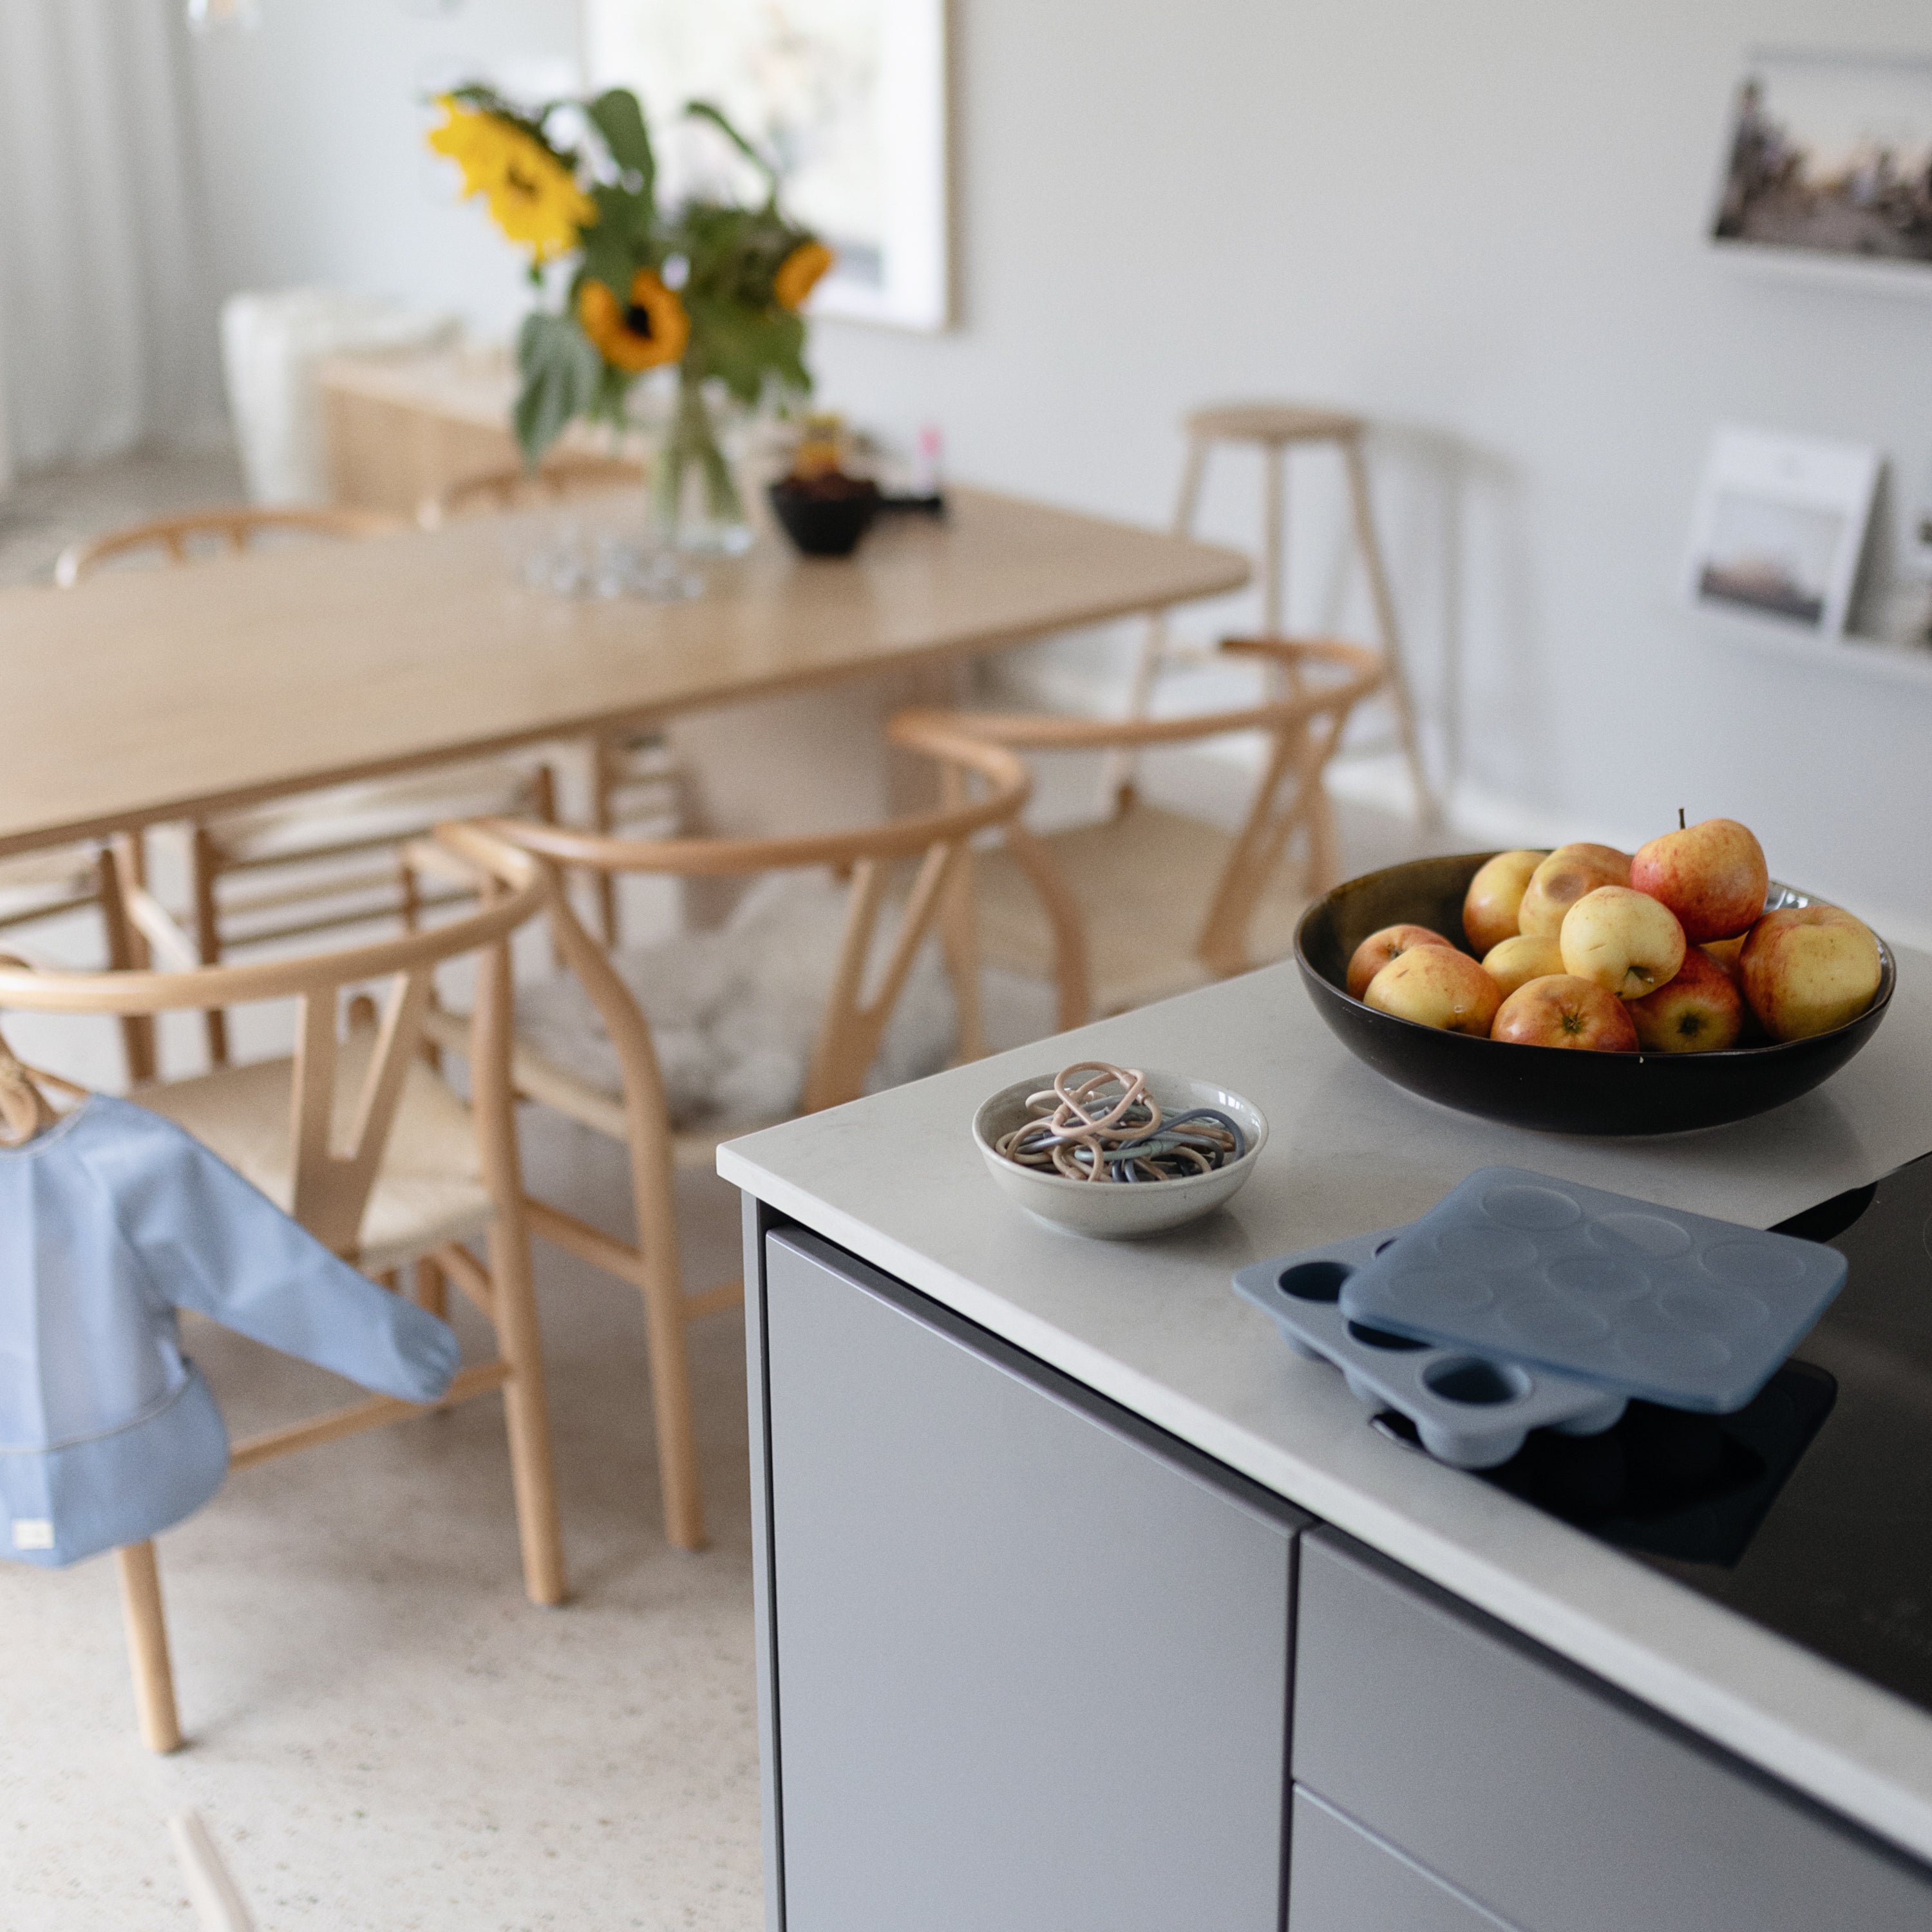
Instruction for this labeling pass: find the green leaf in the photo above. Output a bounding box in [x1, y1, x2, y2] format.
[578, 186, 656, 295]
[514, 310, 605, 468]
[684, 294, 808, 406]
[684, 99, 779, 198]
[587, 88, 656, 212]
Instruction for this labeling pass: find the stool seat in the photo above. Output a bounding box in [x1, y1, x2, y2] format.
[1184, 402, 1364, 446]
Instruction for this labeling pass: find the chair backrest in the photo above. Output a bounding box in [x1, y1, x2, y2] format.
[421, 456, 639, 529]
[0, 827, 549, 1255]
[895, 636, 1386, 982]
[54, 506, 399, 587]
[479, 714, 1032, 1123]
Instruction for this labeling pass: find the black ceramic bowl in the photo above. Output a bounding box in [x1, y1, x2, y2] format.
[1295, 853, 1894, 1137]
[768, 478, 881, 557]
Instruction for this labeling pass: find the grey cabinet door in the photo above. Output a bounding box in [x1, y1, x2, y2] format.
[762, 1230, 1300, 1932]
[1287, 1788, 1520, 1932]
[1294, 1531, 1932, 1932]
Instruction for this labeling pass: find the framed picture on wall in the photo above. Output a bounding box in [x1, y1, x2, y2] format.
[1683, 426, 1880, 638]
[583, 0, 949, 332]
[1711, 49, 1932, 290]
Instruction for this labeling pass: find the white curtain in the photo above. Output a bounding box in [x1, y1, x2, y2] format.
[0, 0, 222, 484]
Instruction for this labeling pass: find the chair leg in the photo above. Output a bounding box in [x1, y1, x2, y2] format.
[99, 838, 157, 1084]
[1342, 437, 1437, 825]
[116, 1541, 183, 1754]
[591, 741, 621, 949]
[413, 1255, 449, 1320]
[639, 1254, 707, 1553]
[486, 1223, 568, 1605]
[189, 827, 230, 1066]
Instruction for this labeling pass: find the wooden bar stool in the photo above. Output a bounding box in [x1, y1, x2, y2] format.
[1115, 402, 1435, 823]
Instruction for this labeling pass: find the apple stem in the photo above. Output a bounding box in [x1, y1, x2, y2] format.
[1678, 806, 1686, 829]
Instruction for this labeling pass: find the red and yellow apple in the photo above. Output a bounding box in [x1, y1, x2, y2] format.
[1365, 945, 1502, 1036]
[1631, 818, 1768, 943]
[1517, 843, 1632, 938]
[1491, 974, 1640, 1052]
[1560, 886, 1687, 1000]
[1627, 947, 1747, 1052]
[1347, 922, 1455, 999]
[1481, 933, 1566, 999]
[1463, 849, 1548, 952]
[1701, 934, 1746, 980]
[1739, 904, 1884, 1041]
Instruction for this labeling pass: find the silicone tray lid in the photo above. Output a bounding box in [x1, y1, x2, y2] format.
[1335, 1166, 1848, 1413]
[1233, 1227, 1627, 1468]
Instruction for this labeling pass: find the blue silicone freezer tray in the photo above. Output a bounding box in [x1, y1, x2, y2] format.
[1335, 1166, 1847, 1413]
[1233, 1227, 1627, 1468]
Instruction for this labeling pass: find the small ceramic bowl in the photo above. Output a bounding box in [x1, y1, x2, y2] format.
[972, 1070, 1269, 1238]
[768, 478, 881, 556]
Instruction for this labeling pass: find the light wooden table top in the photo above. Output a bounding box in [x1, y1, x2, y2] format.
[0, 486, 1247, 857]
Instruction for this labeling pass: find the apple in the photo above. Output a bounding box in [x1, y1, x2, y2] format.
[1740, 904, 1884, 1041]
[1491, 974, 1639, 1052]
[1631, 818, 1768, 943]
[1517, 842, 1632, 938]
[1481, 933, 1566, 999]
[1463, 849, 1548, 952]
[1347, 922, 1455, 999]
[1560, 886, 1687, 999]
[1701, 934, 1746, 979]
[1627, 947, 1747, 1052]
[1365, 945, 1502, 1036]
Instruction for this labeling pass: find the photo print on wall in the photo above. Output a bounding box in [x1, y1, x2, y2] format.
[1684, 427, 1880, 638]
[583, 0, 949, 331]
[1712, 49, 1932, 285]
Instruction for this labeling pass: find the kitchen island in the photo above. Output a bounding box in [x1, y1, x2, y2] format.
[719, 953, 1932, 1930]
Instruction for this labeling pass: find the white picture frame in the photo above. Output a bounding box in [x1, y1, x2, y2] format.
[1683, 426, 1880, 639]
[1710, 48, 1932, 298]
[582, 0, 950, 333]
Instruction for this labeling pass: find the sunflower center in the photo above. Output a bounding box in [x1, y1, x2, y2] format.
[623, 302, 655, 339]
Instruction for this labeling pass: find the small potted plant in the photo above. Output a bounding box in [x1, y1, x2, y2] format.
[428, 84, 832, 555]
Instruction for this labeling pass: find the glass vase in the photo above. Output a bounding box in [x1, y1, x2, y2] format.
[650, 370, 754, 557]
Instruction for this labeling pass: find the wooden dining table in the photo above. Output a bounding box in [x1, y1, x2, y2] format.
[0, 485, 1248, 859]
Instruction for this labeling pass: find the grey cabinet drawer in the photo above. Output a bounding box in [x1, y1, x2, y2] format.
[763, 1230, 1302, 1932]
[1289, 1787, 1519, 1931]
[1294, 1531, 1932, 1932]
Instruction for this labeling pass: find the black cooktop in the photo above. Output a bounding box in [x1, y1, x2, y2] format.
[1472, 1149, 1932, 1716]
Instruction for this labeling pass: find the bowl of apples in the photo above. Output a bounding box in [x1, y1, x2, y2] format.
[1294, 819, 1894, 1135]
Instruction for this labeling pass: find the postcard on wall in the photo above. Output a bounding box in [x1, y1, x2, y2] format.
[584, 0, 949, 332]
[1683, 427, 1880, 638]
[1712, 50, 1932, 281]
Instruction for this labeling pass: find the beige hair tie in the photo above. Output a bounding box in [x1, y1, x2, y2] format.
[994, 1060, 1245, 1184]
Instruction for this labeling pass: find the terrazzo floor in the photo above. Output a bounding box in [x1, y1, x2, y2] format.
[0, 1118, 765, 1930]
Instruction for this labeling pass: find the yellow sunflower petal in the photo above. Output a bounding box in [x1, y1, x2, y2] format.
[428, 100, 594, 262]
[578, 272, 689, 373]
[773, 240, 834, 310]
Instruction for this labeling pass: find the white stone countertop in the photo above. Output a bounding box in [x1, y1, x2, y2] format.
[719, 952, 1932, 1863]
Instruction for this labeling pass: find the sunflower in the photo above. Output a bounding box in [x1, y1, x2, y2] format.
[578, 271, 691, 373]
[772, 240, 834, 311]
[428, 97, 594, 265]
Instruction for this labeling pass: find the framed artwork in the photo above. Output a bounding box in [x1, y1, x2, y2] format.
[583, 0, 949, 332]
[1711, 49, 1932, 288]
[1683, 426, 1880, 638]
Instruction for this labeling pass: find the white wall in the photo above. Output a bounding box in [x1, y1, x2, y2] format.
[187, 0, 583, 340]
[184, 0, 1932, 939]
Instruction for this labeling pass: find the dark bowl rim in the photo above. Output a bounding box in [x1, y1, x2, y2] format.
[766, 476, 883, 502]
[1293, 851, 1896, 1063]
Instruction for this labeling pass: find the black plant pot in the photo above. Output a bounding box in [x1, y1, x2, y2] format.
[768, 478, 882, 557]
[1294, 853, 1893, 1137]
